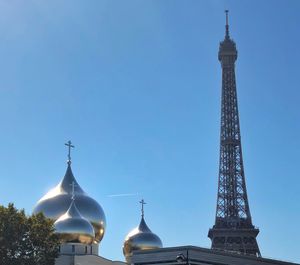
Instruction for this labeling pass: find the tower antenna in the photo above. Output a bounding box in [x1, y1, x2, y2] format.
[225, 10, 230, 38]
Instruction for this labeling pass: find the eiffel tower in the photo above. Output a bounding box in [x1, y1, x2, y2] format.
[208, 11, 261, 256]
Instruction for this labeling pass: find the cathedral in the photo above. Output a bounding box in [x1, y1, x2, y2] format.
[32, 142, 162, 265]
[31, 12, 299, 265]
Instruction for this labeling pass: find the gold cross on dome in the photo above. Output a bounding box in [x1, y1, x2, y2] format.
[139, 199, 146, 218]
[70, 181, 77, 200]
[65, 140, 75, 164]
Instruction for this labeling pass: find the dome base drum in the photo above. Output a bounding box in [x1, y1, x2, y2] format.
[59, 243, 99, 255]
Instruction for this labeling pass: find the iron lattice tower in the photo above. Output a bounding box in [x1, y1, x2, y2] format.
[208, 11, 260, 256]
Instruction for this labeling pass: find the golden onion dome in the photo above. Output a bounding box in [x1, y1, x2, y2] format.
[54, 199, 95, 244]
[33, 163, 106, 243]
[123, 202, 162, 262]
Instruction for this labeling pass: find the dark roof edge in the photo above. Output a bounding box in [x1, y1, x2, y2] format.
[133, 245, 299, 265]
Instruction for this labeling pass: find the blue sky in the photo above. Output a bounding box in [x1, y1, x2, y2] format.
[0, 0, 299, 263]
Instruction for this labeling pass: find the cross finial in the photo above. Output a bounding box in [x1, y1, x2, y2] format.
[70, 181, 77, 200]
[65, 140, 75, 165]
[139, 199, 146, 218]
[225, 10, 230, 38]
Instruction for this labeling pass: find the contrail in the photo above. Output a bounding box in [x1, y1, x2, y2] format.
[107, 193, 138, 198]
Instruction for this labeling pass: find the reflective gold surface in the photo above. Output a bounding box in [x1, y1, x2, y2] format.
[123, 217, 162, 262]
[33, 164, 106, 243]
[54, 200, 95, 244]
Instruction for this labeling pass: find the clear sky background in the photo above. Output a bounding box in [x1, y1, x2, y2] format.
[0, 0, 299, 263]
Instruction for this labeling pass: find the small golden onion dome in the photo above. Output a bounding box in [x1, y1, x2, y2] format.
[33, 164, 106, 243]
[54, 200, 95, 244]
[123, 216, 163, 262]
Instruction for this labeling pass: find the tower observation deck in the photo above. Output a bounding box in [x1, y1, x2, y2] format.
[208, 11, 260, 256]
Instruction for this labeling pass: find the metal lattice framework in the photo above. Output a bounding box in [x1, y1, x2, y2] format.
[216, 47, 251, 224]
[208, 11, 260, 256]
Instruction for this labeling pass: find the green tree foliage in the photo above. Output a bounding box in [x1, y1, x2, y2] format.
[0, 203, 60, 265]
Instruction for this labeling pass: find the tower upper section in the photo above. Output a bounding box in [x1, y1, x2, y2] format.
[218, 11, 237, 65]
